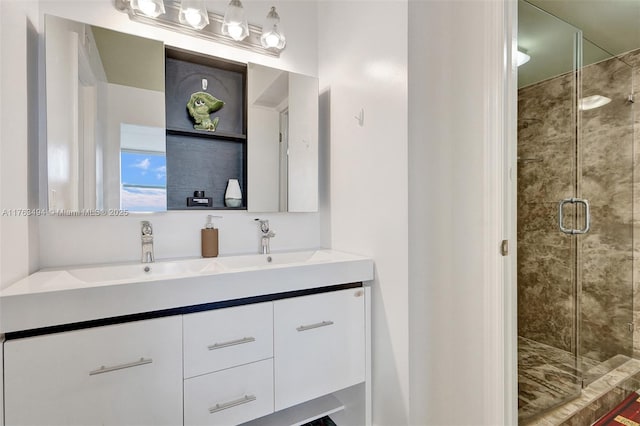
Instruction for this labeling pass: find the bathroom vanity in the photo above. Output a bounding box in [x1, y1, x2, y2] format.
[0, 250, 373, 426]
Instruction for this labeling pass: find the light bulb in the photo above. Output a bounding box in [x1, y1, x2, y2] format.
[228, 24, 244, 40]
[179, 0, 209, 30]
[260, 7, 286, 50]
[263, 32, 280, 48]
[222, 0, 249, 41]
[184, 9, 202, 27]
[131, 0, 165, 18]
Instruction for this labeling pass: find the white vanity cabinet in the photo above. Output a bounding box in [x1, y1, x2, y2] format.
[2, 285, 369, 426]
[3, 316, 183, 426]
[273, 288, 366, 411]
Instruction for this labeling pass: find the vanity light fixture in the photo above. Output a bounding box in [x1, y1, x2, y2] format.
[516, 50, 531, 67]
[579, 95, 612, 111]
[130, 0, 166, 18]
[222, 0, 250, 41]
[116, 0, 282, 57]
[179, 0, 209, 30]
[260, 6, 286, 50]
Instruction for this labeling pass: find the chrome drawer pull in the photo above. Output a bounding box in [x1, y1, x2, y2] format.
[209, 394, 256, 414]
[296, 320, 334, 332]
[207, 336, 255, 351]
[89, 357, 152, 376]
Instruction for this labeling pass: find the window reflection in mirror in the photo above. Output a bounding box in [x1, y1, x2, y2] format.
[45, 15, 166, 212]
[119, 124, 166, 212]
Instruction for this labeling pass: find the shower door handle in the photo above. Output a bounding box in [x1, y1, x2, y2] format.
[558, 198, 591, 235]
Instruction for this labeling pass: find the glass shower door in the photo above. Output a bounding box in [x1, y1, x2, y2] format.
[517, 0, 582, 421]
[578, 48, 634, 385]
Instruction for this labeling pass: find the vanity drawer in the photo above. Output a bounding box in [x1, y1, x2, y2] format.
[273, 287, 366, 410]
[183, 302, 273, 378]
[184, 358, 274, 426]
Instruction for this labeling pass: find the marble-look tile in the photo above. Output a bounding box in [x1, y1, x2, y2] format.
[523, 358, 640, 425]
[518, 337, 582, 423]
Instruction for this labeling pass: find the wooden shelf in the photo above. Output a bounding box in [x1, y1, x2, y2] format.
[240, 394, 345, 426]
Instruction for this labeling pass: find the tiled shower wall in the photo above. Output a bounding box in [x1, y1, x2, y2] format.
[518, 50, 636, 368]
[518, 72, 577, 353]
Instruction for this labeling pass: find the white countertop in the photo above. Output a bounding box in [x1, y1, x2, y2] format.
[0, 249, 374, 334]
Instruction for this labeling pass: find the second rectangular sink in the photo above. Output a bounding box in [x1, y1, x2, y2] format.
[211, 250, 322, 271]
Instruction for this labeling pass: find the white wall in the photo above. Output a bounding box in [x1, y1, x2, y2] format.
[31, 0, 321, 270]
[318, 2, 410, 424]
[408, 1, 516, 424]
[0, 0, 40, 289]
[319, 1, 515, 424]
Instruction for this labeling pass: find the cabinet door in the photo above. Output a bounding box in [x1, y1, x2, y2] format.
[4, 317, 183, 426]
[273, 288, 366, 410]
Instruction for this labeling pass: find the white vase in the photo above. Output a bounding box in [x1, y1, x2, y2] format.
[225, 179, 242, 207]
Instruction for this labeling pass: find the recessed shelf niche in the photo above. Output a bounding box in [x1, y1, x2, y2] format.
[165, 47, 247, 210]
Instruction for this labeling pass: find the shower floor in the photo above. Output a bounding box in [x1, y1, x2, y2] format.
[519, 336, 635, 424]
[518, 337, 584, 422]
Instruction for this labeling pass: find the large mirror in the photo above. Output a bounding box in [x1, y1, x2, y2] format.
[45, 15, 166, 212]
[247, 63, 318, 212]
[45, 16, 319, 213]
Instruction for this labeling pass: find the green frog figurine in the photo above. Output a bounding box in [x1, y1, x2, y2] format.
[187, 92, 225, 132]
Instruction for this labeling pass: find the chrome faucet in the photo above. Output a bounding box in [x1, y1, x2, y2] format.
[255, 219, 275, 254]
[141, 221, 154, 263]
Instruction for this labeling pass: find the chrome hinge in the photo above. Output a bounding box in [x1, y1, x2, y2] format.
[500, 240, 509, 256]
[628, 322, 635, 333]
[279, 132, 282, 142]
[628, 94, 635, 104]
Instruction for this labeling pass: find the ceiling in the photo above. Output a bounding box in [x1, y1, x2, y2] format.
[92, 25, 165, 92]
[518, 0, 640, 87]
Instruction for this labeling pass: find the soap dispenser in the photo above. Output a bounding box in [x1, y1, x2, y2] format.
[201, 215, 220, 258]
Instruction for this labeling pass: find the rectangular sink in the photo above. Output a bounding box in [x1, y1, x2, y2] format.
[211, 250, 323, 270]
[66, 258, 220, 284]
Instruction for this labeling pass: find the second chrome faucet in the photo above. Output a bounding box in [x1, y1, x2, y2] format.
[255, 219, 275, 254]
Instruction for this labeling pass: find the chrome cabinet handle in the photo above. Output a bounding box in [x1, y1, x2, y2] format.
[207, 336, 255, 351]
[209, 394, 256, 414]
[89, 357, 152, 376]
[297, 320, 334, 332]
[558, 197, 591, 235]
